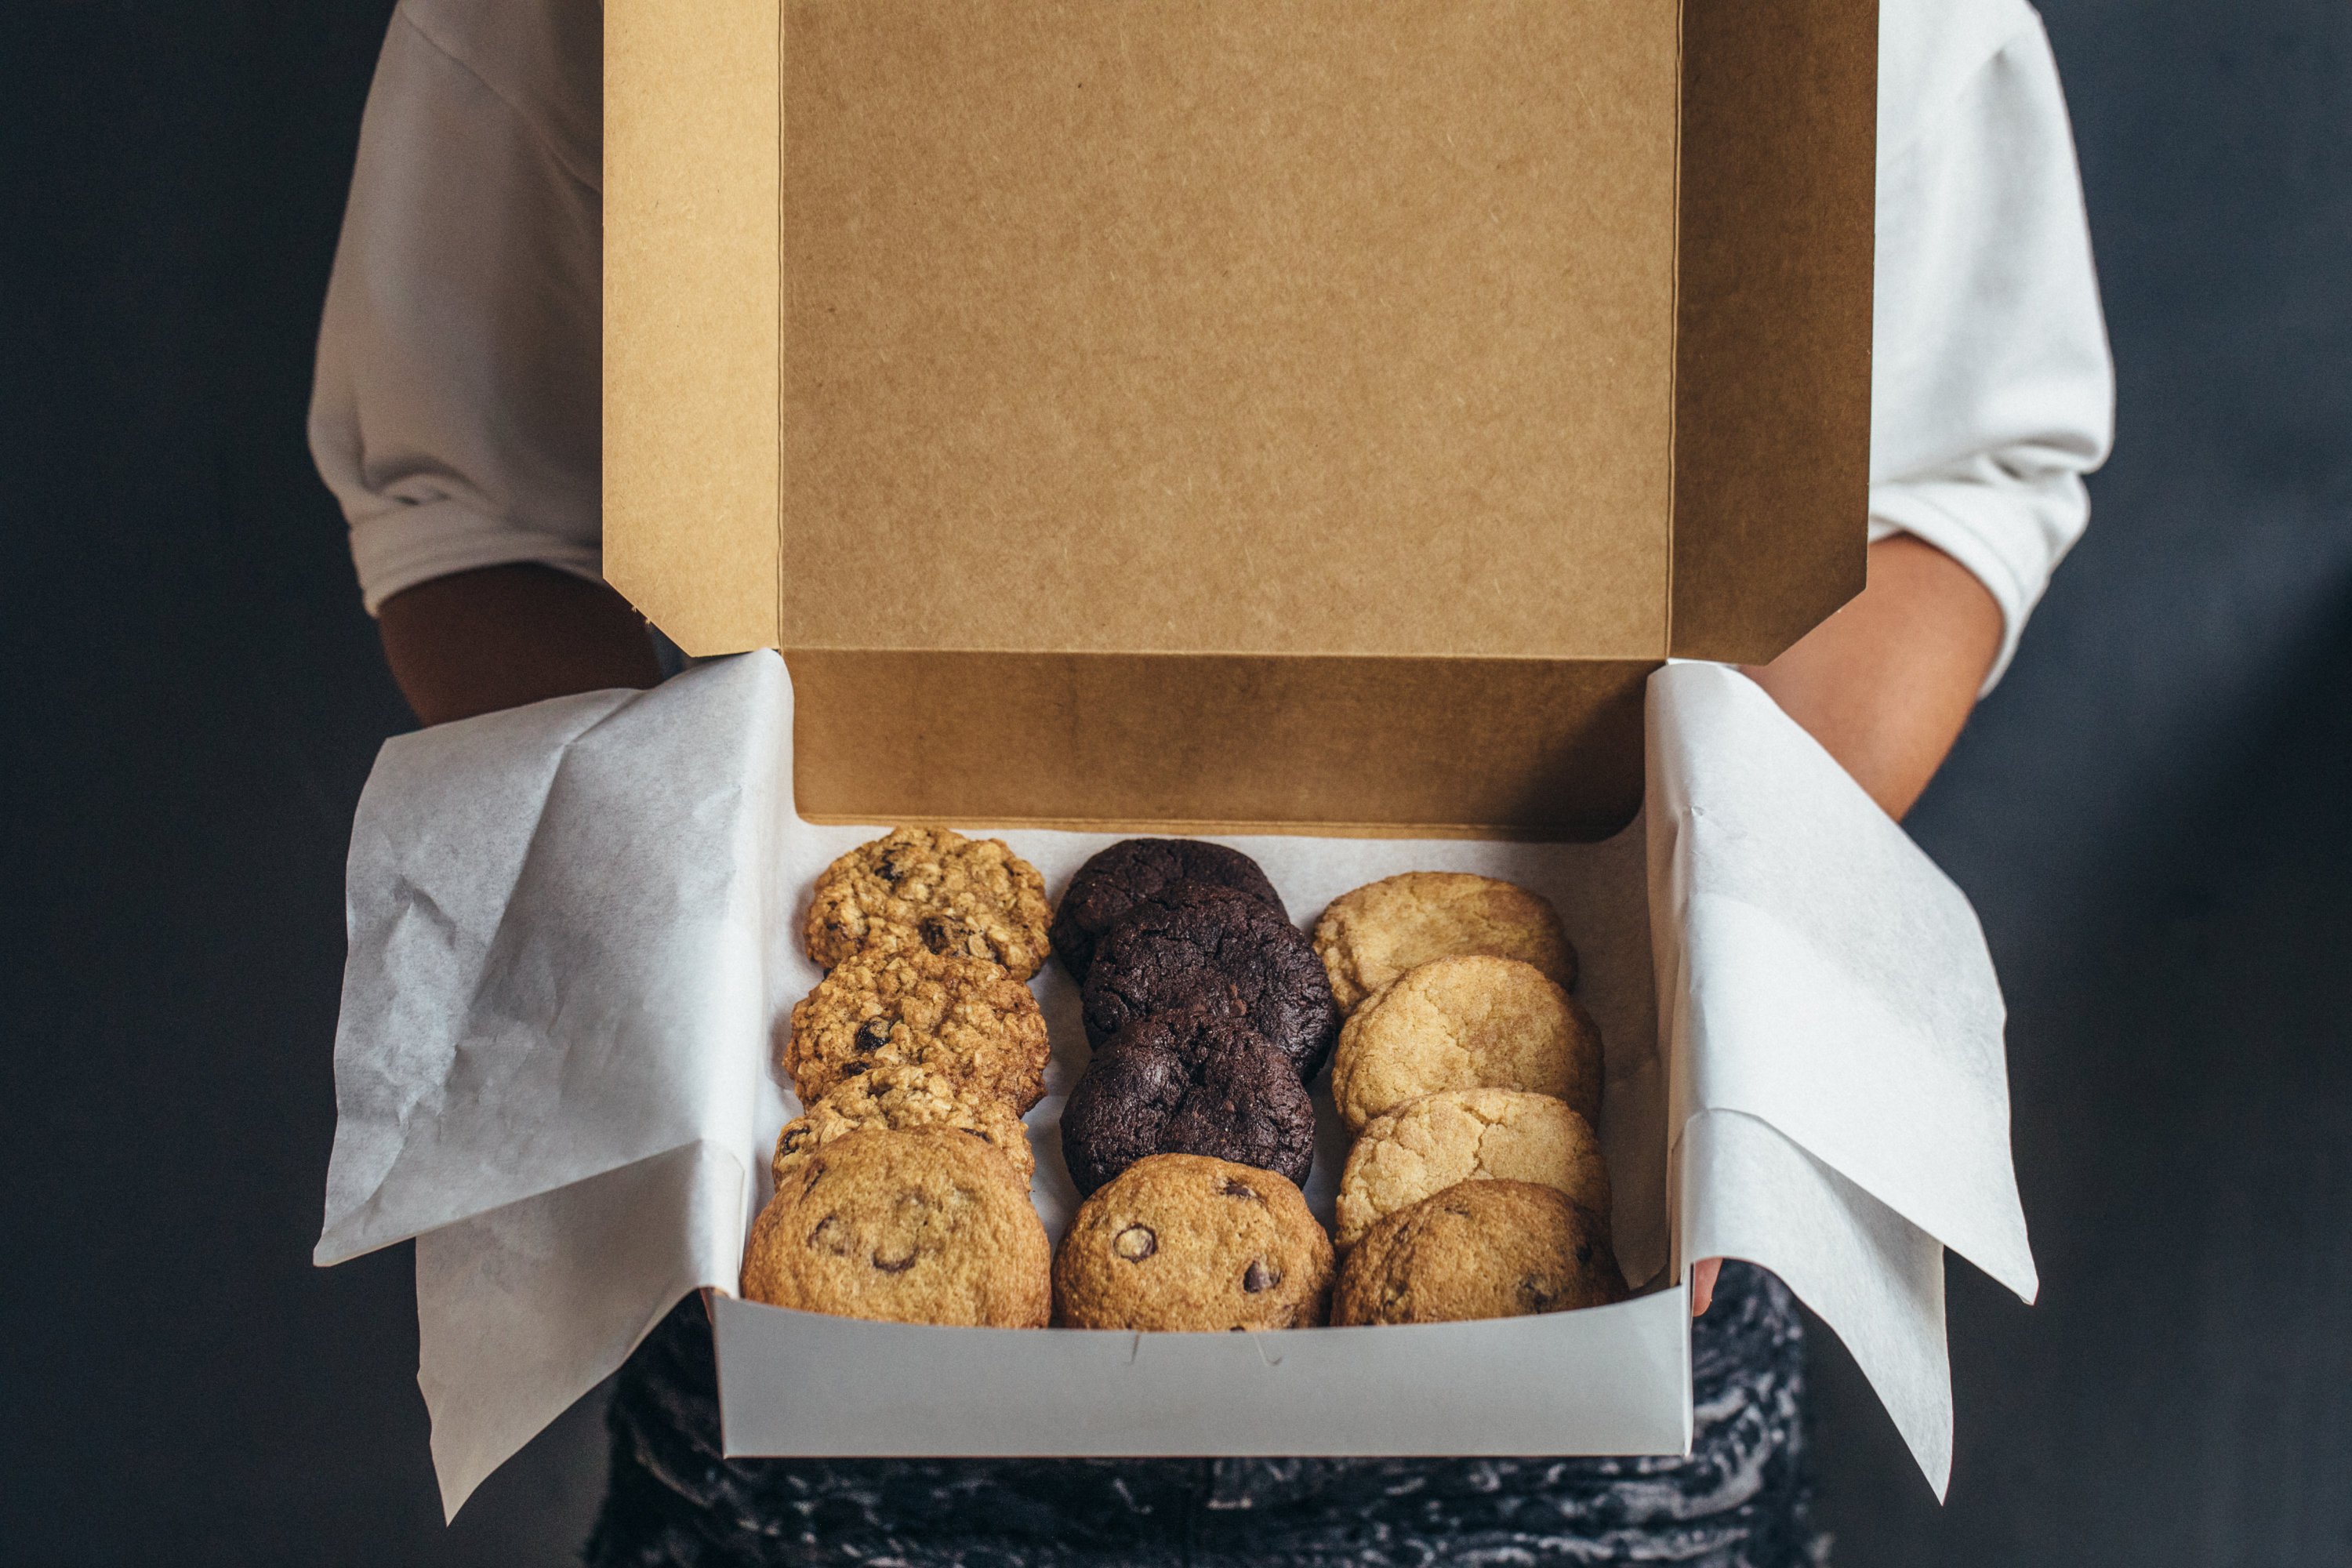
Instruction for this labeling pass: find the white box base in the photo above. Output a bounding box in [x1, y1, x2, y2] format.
[714, 1283, 1693, 1457]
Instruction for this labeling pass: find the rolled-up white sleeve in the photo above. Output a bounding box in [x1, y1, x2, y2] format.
[308, 2, 603, 615]
[1869, 6, 2115, 691]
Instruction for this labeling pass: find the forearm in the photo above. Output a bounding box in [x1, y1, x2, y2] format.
[1741, 534, 2005, 822]
[376, 564, 664, 727]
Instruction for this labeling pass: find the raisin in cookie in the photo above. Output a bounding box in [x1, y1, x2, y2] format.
[1334, 1088, 1609, 1251]
[1051, 838, 1284, 984]
[785, 946, 1050, 1112]
[1080, 882, 1337, 1078]
[1330, 955, 1600, 1132]
[1053, 1154, 1332, 1331]
[741, 1127, 1051, 1327]
[1060, 1008, 1316, 1196]
[1312, 872, 1577, 1014]
[1332, 1179, 1625, 1327]
[774, 1063, 1035, 1190]
[805, 826, 1052, 979]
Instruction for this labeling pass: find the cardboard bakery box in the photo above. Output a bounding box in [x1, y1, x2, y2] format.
[708, 803, 1693, 1461]
[306, 0, 2048, 1519]
[321, 657, 2037, 1516]
[601, 0, 1877, 839]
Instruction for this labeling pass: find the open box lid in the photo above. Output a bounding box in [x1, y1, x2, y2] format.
[604, 0, 1876, 837]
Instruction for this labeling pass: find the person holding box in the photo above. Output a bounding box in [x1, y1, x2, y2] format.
[310, 0, 2111, 1559]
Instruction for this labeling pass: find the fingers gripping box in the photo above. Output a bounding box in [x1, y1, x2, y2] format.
[312, 0, 2043, 1523]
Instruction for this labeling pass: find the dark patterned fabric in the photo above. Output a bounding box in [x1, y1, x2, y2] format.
[584, 1263, 1822, 1568]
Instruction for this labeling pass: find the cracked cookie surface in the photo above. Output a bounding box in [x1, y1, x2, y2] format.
[1059, 1008, 1316, 1196]
[1312, 872, 1577, 1014]
[741, 1127, 1051, 1327]
[1334, 1088, 1610, 1252]
[785, 946, 1050, 1112]
[805, 826, 1052, 979]
[1050, 838, 1283, 985]
[1053, 1153, 1332, 1331]
[774, 1063, 1036, 1190]
[1330, 954, 1600, 1132]
[1080, 881, 1337, 1078]
[1333, 1179, 1625, 1327]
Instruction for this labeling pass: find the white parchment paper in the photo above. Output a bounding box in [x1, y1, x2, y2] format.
[315, 653, 2032, 1515]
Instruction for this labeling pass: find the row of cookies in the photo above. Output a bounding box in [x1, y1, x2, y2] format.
[1312, 873, 1629, 1324]
[742, 1114, 1621, 1332]
[1054, 840, 1336, 1196]
[745, 828, 1063, 1324]
[1049, 840, 1341, 1327]
[780, 826, 1054, 1145]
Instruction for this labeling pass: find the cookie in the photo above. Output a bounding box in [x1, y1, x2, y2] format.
[785, 946, 1051, 1112]
[1060, 1008, 1316, 1196]
[805, 826, 1053, 980]
[1334, 1088, 1610, 1252]
[774, 1063, 1036, 1190]
[1332, 1179, 1626, 1327]
[1312, 872, 1577, 1014]
[1329, 955, 1600, 1132]
[1080, 882, 1338, 1078]
[741, 1127, 1051, 1327]
[1051, 838, 1285, 984]
[1053, 1154, 1333, 1331]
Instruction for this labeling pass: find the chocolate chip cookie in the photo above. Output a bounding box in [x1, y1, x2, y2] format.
[805, 826, 1053, 980]
[740, 1127, 1051, 1327]
[1080, 882, 1338, 1078]
[1312, 872, 1577, 1014]
[1050, 838, 1284, 984]
[1053, 1154, 1333, 1331]
[1059, 1009, 1316, 1196]
[773, 1062, 1036, 1191]
[1334, 1088, 1610, 1252]
[1332, 1179, 1625, 1327]
[1330, 954, 1601, 1132]
[785, 946, 1051, 1112]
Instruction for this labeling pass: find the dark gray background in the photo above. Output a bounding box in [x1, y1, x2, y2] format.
[3, 1, 2345, 1562]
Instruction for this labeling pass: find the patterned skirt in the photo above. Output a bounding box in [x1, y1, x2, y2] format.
[585, 1262, 1820, 1568]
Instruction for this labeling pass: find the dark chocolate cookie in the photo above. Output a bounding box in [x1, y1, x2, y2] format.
[1080, 882, 1338, 1078]
[1051, 839, 1284, 984]
[1060, 1009, 1317, 1196]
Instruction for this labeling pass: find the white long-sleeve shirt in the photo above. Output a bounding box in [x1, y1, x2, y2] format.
[311, 0, 2112, 690]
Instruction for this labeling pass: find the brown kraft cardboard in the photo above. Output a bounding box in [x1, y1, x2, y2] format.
[604, 0, 1876, 837]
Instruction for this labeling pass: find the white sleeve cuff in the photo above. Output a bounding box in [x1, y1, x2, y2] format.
[1864, 10, 2111, 696]
[350, 499, 605, 615]
[311, 3, 606, 617]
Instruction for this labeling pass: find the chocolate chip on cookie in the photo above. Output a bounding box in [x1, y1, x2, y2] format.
[1052, 1153, 1332, 1331]
[785, 946, 1051, 1112]
[1051, 838, 1284, 984]
[1332, 1179, 1626, 1327]
[1330, 954, 1600, 1132]
[1060, 1008, 1316, 1196]
[1313, 872, 1577, 1014]
[1080, 882, 1338, 1078]
[774, 1062, 1036, 1191]
[1334, 1087, 1609, 1252]
[805, 826, 1052, 979]
[741, 1127, 1051, 1327]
